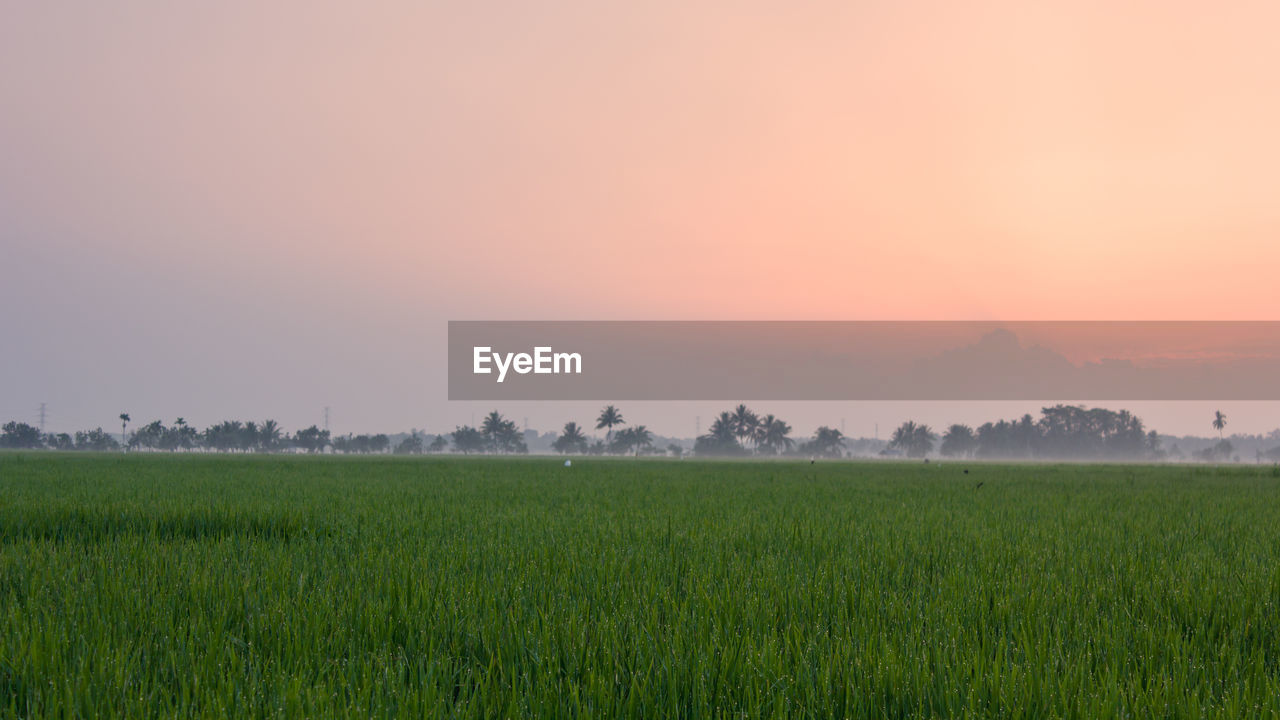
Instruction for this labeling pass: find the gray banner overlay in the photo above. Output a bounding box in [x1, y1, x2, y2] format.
[448, 321, 1280, 400]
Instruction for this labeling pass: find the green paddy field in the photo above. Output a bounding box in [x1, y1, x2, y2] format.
[2, 453, 1279, 718]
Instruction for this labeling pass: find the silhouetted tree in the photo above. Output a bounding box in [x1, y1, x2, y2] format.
[695, 412, 743, 456]
[731, 404, 759, 452]
[889, 421, 936, 458]
[595, 405, 625, 443]
[74, 428, 119, 451]
[481, 411, 526, 453]
[41, 432, 72, 450]
[1213, 410, 1227, 440]
[242, 421, 260, 452]
[258, 420, 283, 452]
[428, 435, 449, 453]
[552, 422, 589, 454]
[395, 432, 425, 454]
[976, 415, 1039, 459]
[802, 426, 846, 458]
[159, 418, 198, 451]
[1, 422, 43, 449]
[940, 424, 976, 457]
[755, 414, 794, 455]
[613, 425, 654, 456]
[129, 420, 167, 450]
[293, 425, 330, 453]
[333, 433, 391, 454]
[451, 425, 484, 454]
[204, 421, 244, 452]
[972, 406, 1158, 460]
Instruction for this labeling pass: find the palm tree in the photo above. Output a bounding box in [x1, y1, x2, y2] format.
[890, 421, 936, 458]
[940, 424, 976, 457]
[241, 421, 259, 452]
[258, 419, 282, 452]
[119, 413, 130, 447]
[694, 412, 741, 456]
[1213, 410, 1227, 440]
[596, 405, 625, 442]
[480, 411, 506, 437]
[707, 412, 737, 444]
[730, 404, 759, 452]
[629, 425, 653, 456]
[613, 426, 654, 456]
[756, 414, 793, 455]
[808, 426, 846, 458]
[481, 410, 522, 453]
[553, 422, 589, 454]
[890, 421, 917, 456]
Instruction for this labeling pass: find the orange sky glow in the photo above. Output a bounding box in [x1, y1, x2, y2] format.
[3, 1, 1279, 434]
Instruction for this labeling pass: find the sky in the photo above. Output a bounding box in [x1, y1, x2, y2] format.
[3, 1, 1279, 438]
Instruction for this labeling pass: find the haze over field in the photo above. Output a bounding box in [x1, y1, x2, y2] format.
[3, 1, 1280, 435]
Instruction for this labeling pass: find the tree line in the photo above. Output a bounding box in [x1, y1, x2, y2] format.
[0, 416, 340, 453]
[1, 405, 1269, 462]
[890, 406, 1162, 460]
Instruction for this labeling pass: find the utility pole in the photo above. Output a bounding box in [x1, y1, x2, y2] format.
[323, 407, 330, 434]
[39, 403, 47, 433]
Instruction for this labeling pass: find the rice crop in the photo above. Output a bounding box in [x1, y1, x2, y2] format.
[2, 453, 1279, 718]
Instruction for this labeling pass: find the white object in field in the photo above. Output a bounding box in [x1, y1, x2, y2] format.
[564, 460, 572, 467]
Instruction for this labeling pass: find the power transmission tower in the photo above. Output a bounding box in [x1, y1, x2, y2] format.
[324, 407, 330, 433]
[39, 403, 47, 433]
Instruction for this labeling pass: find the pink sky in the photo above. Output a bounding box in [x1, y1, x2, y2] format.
[3, 1, 1279, 436]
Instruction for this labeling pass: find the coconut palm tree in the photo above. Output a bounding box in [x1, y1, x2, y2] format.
[756, 414, 794, 455]
[552, 422, 589, 454]
[890, 421, 936, 458]
[630, 425, 653, 456]
[707, 412, 737, 443]
[1213, 410, 1227, 440]
[258, 419, 283, 452]
[695, 412, 742, 456]
[614, 426, 654, 456]
[119, 413, 130, 448]
[595, 405, 625, 443]
[807, 426, 846, 458]
[481, 410, 523, 453]
[730, 404, 759, 452]
[241, 421, 259, 452]
[940, 424, 976, 457]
